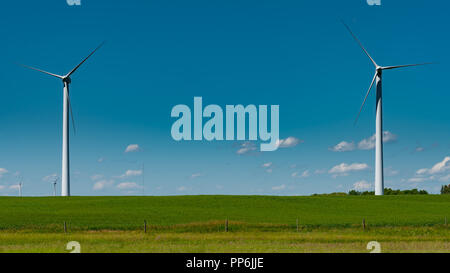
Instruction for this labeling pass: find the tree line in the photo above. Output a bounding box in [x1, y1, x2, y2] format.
[441, 184, 450, 194]
[313, 185, 450, 196]
[348, 188, 428, 195]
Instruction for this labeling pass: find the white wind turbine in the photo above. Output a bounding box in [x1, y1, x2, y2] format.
[17, 175, 23, 197]
[342, 22, 430, 195]
[52, 177, 59, 197]
[21, 43, 104, 196]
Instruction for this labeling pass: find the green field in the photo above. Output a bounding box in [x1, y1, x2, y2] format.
[0, 195, 449, 252]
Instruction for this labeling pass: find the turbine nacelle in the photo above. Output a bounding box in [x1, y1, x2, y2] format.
[63, 77, 72, 84]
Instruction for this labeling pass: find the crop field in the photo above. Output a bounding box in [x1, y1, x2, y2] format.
[0, 195, 449, 253]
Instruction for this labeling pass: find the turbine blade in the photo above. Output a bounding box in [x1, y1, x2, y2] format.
[69, 99, 76, 135]
[381, 63, 433, 70]
[19, 64, 63, 79]
[64, 87, 77, 135]
[66, 41, 105, 77]
[355, 72, 377, 125]
[341, 21, 378, 67]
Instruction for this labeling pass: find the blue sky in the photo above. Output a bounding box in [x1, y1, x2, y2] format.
[0, 0, 449, 196]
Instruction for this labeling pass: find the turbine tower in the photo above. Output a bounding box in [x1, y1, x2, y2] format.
[342, 22, 430, 195]
[21, 43, 104, 196]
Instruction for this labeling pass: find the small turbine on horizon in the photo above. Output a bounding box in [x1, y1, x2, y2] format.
[342, 21, 431, 195]
[52, 177, 59, 197]
[21, 42, 104, 196]
[17, 175, 23, 197]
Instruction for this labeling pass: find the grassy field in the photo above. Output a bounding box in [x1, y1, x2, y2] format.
[1, 227, 449, 253]
[0, 195, 449, 252]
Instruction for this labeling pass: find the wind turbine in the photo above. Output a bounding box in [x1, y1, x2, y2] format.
[52, 177, 59, 197]
[21, 42, 104, 196]
[342, 22, 430, 195]
[17, 175, 23, 197]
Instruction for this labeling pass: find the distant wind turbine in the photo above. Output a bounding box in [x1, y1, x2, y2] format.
[53, 177, 59, 197]
[21, 42, 104, 196]
[342, 21, 431, 195]
[17, 175, 23, 197]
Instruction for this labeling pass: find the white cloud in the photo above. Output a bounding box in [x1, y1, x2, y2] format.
[415, 147, 424, 152]
[329, 141, 356, 152]
[126, 170, 142, 176]
[301, 170, 310, 177]
[353, 180, 372, 191]
[177, 186, 187, 192]
[9, 184, 20, 190]
[382, 131, 397, 142]
[0, 185, 5, 191]
[416, 168, 429, 175]
[329, 163, 368, 174]
[117, 169, 143, 178]
[262, 162, 273, 173]
[329, 163, 369, 178]
[314, 169, 326, 174]
[408, 177, 433, 183]
[236, 137, 302, 154]
[415, 156, 450, 175]
[357, 137, 375, 150]
[0, 168, 8, 178]
[97, 157, 104, 163]
[236, 142, 257, 155]
[358, 131, 397, 150]
[93, 180, 114, 191]
[429, 156, 450, 174]
[409, 156, 450, 184]
[330, 132, 397, 152]
[272, 184, 286, 191]
[42, 173, 58, 182]
[116, 182, 141, 190]
[276, 137, 303, 148]
[90, 174, 104, 181]
[125, 144, 140, 153]
[292, 170, 310, 178]
[189, 173, 203, 179]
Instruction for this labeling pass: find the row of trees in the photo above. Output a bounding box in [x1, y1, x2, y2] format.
[348, 188, 428, 195]
[314, 185, 450, 196]
[441, 184, 450, 194]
